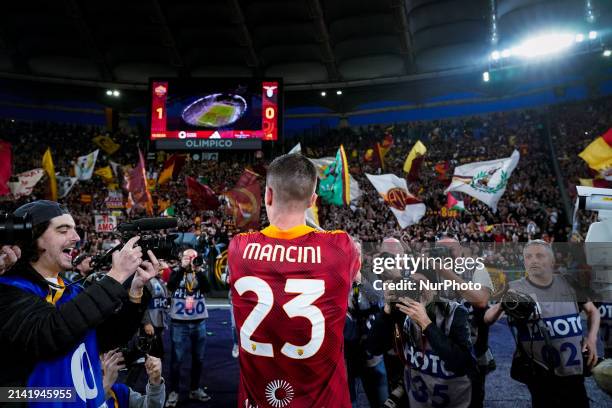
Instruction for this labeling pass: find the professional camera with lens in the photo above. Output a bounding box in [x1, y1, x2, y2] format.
[501, 290, 536, 321]
[89, 217, 180, 269]
[0, 213, 32, 245]
[121, 333, 155, 366]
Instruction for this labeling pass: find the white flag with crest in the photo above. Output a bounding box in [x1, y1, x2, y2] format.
[366, 173, 425, 228]
[445, 150, 520, 212]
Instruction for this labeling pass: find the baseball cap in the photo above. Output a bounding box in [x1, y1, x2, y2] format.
[13, 200, 70, 226]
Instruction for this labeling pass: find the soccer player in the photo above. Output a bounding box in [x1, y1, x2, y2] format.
[228, 154, 360, 408]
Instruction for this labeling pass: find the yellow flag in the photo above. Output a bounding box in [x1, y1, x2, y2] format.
[157, 162, 174, 186]
[94, 166, 114, 182]
[403, 140, 427, 173]
[579, 178, 594, 187]
[579, 129, 612, 170]
[92, 135, 120, 155]
[42, 147, 57, 201]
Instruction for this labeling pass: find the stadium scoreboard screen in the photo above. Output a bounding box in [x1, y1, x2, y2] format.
[149, 78, 282, 150]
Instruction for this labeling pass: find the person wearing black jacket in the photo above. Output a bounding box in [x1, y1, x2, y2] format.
[0, 200, 158, 408]
[165, 248, 212, 407]
[393, 272, 479, 408]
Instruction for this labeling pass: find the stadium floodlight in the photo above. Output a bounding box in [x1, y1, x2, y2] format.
[491, 51, 500, 60]
[321, 91, 326, 97]
[106, 90, 113, 96]
[483, 71, 490, 82]
[575, 33, 585, 43]
[513, 33, 574, 58]
[501, 49, 511, 58]
[112, 90, 120, 97]
[589, 31, 597, 40]
[336, 90, 342, 95]
[604, 49, 611, 57]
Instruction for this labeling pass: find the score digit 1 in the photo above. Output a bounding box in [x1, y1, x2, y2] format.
[156, 107, 163, 119]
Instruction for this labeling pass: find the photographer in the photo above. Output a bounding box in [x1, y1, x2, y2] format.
[393, 272, 479, 408]
[142, 263, 170, 359]
[101, 349, 165, 408]
[484, 240, 600, 408]
[0, 200, 158, 407]
[64, 254, 93, 283]
[436, 236, 494, 407]
[165, 248, 212, 407]
[345, 280, 389, 407]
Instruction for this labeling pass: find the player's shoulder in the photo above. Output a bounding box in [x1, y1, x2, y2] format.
[312, 228, 353, 242]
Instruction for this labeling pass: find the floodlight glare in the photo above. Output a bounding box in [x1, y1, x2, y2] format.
[106, 90, 113, 96]
[112, 90, 120, 97]
[513, 33, 574, 58]
[604, 50, 612, 57]
[501, 49, 511, 58]
[575, 33, 584, 43]
[589, 31, 597, 40]
[321, 91, 326, 96]
[491, 51, 500, 60]
[483, 71, 490, 82]
[336, 90, 342, 95]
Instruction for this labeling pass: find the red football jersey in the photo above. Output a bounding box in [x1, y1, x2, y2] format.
[229, 224, 360, 408]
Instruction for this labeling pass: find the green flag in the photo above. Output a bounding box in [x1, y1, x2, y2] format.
[318, 145, 350, 206]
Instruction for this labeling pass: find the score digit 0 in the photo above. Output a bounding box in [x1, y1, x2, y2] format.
[265, 107, 275, 119]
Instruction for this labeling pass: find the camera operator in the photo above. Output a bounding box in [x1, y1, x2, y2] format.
[0, 200, 159, 407]
[484, 240, 600, 408]
[393, 272, 479, 408]
[64, 254, 93, 283]
[345, 279, 390, 407]
[101, 349, 165, 408]
[142, 260, 170, 359]
[436, 236, 494, 407]
[0, 244, 21, 275]
[165, 248, 212, 407]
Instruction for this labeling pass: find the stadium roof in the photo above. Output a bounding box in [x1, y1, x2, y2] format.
[0, 0, 609, 87]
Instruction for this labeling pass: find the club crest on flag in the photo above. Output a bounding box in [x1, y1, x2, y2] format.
[384, 188, 413, 211]
[469, 166, 509, 194]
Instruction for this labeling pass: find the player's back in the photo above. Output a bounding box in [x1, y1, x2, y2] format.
[229, 224, 359, 408]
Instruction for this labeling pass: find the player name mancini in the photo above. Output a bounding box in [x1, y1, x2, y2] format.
[243, 243, 322, 263]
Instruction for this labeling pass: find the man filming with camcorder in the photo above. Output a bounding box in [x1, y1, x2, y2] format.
[0, 200, 163, 408]
[485, 239, 600, 408]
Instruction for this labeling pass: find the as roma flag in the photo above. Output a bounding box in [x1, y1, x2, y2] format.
[225, 169, 261, 230]
[186, 176, 219, 211]
[126, 149, 153, 215]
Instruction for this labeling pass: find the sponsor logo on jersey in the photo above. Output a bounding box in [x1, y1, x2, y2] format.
[265, 379, 294, 408]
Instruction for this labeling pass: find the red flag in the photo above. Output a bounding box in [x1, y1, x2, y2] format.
[0, 140, 12, 196]
[373, 134, 394, 170]
[186, 176, 219, 211]
[226, 170, 261, 231]
[236, 168, 260, 188]
[127, 150, 153, 215]
[407, 156, 425, 182]
[435, 161, 450, 181]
